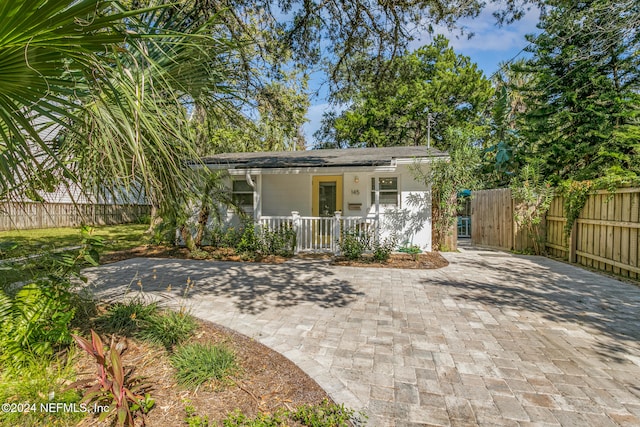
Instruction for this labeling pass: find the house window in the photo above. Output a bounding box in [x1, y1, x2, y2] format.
[232, 179, 253, 208]
[371, 177, 398, 206]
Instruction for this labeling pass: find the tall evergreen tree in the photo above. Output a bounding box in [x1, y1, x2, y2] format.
[482, 59, 532, 187]
[521, 0, 640, 182]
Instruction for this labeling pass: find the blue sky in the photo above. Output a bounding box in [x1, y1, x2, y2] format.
[302, 5, 541, 147]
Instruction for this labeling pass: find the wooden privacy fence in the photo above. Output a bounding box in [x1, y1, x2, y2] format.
[472, 187, 640, 280]
[545, 188, 640, 280]
[470, 188, 536, 252]
[0, 202, 150, 231]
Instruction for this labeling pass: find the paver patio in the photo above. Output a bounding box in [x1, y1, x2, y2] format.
[84, 245, 640, 426]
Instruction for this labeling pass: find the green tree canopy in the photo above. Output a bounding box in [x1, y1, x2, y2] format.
[205, 76, 310, 154]
[124, 0, 311, 155]
[520, 0, 640, 183]
[315, 36, 493, 149]
[123, 0, 543, 99]
[482, 59, 532, 187]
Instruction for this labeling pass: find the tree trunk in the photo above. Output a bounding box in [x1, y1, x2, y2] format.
[179, 223, 196, 251]
[146, 203, 163, 234]
[194, 205, 210, 247]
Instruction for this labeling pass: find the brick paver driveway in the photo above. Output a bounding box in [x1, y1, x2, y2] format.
[85, 245, 640, 426]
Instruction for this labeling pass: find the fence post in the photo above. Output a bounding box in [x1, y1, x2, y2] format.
[568, 222, 578, 263]
[291, 211, 300, 254]
[333, 211, 342, 255]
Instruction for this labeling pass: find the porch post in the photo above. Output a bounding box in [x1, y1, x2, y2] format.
[291, 211, 300, 254]
[333, 211, 342, 255]
[254, 174, 262, 222]
[374, 177, 380, 242]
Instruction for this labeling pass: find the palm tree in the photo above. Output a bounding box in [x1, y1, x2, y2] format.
[0, 0, 239, 209]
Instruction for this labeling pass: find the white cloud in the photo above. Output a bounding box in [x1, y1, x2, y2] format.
[411, 4, 540, 53]
[407, 5, 541, 76]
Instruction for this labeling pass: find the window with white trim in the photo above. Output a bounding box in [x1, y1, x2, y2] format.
[232, 179, 253, 208]
[371, 177, 398, 206]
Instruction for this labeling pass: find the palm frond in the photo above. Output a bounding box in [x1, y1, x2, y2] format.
[0, 0, 241, 207]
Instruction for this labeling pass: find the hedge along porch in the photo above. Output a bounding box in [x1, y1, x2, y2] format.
[202, 146, 449, 253]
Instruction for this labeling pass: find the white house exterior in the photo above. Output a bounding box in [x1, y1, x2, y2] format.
[8, 117, 146, 205]
[203, 146, 448, 252]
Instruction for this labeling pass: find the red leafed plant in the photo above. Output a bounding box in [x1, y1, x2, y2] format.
[71, 330, 154, 426]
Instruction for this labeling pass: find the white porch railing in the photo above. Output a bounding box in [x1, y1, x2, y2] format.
[259, 211, 379, 254]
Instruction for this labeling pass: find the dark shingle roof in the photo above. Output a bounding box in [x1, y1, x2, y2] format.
[202, 146, 448, 169]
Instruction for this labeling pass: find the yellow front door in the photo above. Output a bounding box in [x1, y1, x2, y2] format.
[312, 176, 343, 245]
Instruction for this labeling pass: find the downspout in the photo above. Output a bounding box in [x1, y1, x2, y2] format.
[245, 171, 255, 188]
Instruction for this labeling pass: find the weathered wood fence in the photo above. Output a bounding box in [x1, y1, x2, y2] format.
[471, 187, 640, 280]
[470, 188, 536, 252]
[0, 203, 151, 231]
[546, 188, 640, 280]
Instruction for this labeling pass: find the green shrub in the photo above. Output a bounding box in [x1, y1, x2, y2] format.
[221, 400, 364, 426]
[136, 214, 151, 225]
[220, 226, 243, 248]
[96, 297, 158, 335]
[140, 310, 197, 350]
[398, 244, 422, 260]
[150, 220, 176, 245]
[184, 402, 211, 427]
[171, 342, 237, 389]
[398, 245, 421, 255]
[205, 223, 226, 248]
[236, 223, 262, 256]
[338, 228, 371, 260]
[0, 279, 82, 371]
[0, 227, 102, 370]
[0, 227, 105, 425]
[190, 248, 210, 259]
[223, 409, 286, 426]
[291, 400, 360, 426]
[0, 240, 17, 259]
[372, 235, 397, 262]
[261, 224, 296, 257]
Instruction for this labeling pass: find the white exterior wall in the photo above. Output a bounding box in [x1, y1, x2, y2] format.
[220, 164, 433, 252]
[397, 164, 432, 252]
[363, 165, 432, 252]
[341, 172, 367, 217]
[261, 174, 311, 216]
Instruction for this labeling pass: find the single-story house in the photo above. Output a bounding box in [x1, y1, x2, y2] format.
[202, 146, 448, 253]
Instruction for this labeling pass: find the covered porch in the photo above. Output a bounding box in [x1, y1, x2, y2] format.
[260, 211, 378, 254]
[202, 146, 449, 253]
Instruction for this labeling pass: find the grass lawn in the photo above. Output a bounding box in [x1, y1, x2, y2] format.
[0, 224, 149, 287]
[0, 223, 148, 260]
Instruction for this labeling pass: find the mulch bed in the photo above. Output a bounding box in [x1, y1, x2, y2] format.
[101, 245, 449, 270]
[76, 319, 329, 427]
[332, 252, 449, 269]
[99, 245, 290, 265]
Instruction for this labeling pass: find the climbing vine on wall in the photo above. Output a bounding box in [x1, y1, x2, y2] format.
[510, 164, 555, 255]
[558, 180, 593, 240]
[558, 175, 640, 241]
